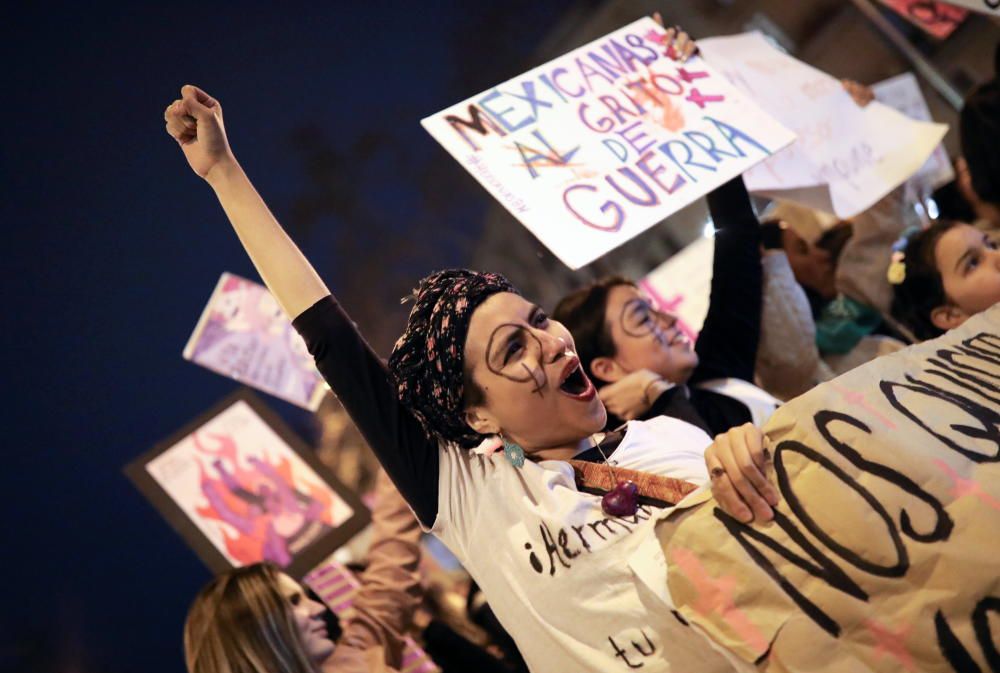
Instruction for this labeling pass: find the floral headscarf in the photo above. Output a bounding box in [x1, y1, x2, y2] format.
[388, 269, 518, 448]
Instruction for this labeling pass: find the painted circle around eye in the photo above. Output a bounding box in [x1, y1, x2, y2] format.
[486, 323, 542, 383]
[621, 298, 658, 338]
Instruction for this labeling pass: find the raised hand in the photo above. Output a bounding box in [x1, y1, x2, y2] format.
[161, 83, 329, 320]
[704, 423, 780, 523]
[163, 84, 235, 181]
[841, 79, 875, 108]
[652, 12, 698, 62]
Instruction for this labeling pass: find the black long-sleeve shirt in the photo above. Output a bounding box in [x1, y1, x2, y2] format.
[294, 298, 441, 527]
[685, 176, 764, 435]
[689, 176, 762, 385]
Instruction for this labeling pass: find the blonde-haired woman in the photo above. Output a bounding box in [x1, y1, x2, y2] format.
[184, 472, 423, 673]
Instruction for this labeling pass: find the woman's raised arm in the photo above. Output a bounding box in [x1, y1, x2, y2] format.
[164, 84, 328, 320]
[164, 85, 442, 527]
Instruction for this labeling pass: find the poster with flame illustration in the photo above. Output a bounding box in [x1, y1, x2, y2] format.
[126, 390, 370, 578]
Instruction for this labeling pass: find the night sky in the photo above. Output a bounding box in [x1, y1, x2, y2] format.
[3, 3, 592, 671]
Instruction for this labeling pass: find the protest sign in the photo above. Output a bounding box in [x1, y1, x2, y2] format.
[638, 234, 714, 340]
[649, 306, 1000, 671]
[944, 0, 999, 14]
[422, 17, 795, 269]
[698, 32, 948, 219]
[125, 390, 370, 578]
[872, 72, 955, 190]
[877, 0, 968, 39]
[184, 272, 327, 411]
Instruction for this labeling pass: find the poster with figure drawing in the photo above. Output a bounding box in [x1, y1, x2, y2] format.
[184, 272, 328, 411]
[643, 306, 1000, 672]
[422, 17, 795, 269]
[697, 32, 948, 219]
[125, 390, 369, 578]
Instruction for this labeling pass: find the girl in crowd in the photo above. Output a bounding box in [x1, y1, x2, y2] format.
[552, 175, 781, 435]
[162, 35, 780, 673]
[889, 219, 1000, 341]
[184, 472, 423, 673]
[892, 45, 1000, 336]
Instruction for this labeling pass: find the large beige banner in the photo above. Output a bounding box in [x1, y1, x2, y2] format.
[659, 306, 1000, 672]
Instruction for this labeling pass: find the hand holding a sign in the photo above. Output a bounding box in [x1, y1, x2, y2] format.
[841, 79, 875, 108]
[704, 422, 779, 523]
[164, 84, 235, 182]
[840, 79, 875, 107]
[651, 12, 698, 62]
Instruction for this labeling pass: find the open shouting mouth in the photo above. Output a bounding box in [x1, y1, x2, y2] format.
[557, 354, 596, 401]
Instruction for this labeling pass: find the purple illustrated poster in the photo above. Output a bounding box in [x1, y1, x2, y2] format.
[125, 390, 370, 578]
[184, 272, 328, 411]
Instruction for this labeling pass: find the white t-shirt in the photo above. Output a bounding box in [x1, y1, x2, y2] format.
[431, 415, 742, 673]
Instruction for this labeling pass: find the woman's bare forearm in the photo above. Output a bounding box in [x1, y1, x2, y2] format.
[206, 159, 329, 320]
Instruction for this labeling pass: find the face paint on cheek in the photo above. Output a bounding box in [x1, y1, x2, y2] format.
[485, 324, 549, 396]
[649, 324, 669, 347]
[650, 310, 678, 348]
[522, 362, 545, 396]
[520, 330, 550, 396]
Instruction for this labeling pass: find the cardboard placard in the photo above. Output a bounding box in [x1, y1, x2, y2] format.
[422, 18, 795, 269]
[654, 306, 1000, 671]
[872, 72, 955, 190]
[698, 32, 948, 218]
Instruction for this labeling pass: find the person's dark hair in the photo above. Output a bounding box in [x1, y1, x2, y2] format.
[889, 219, 962, 341]
[960, 46, 1000, 207]
[759, 218, 784, 250]
[388, 269, 518, 448]
[552, 276, 635, 384]
[932, 176, 977, 223]
[816, 221, 854, 264]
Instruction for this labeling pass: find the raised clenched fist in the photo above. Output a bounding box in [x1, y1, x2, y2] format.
[163, 84, 234, 181]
